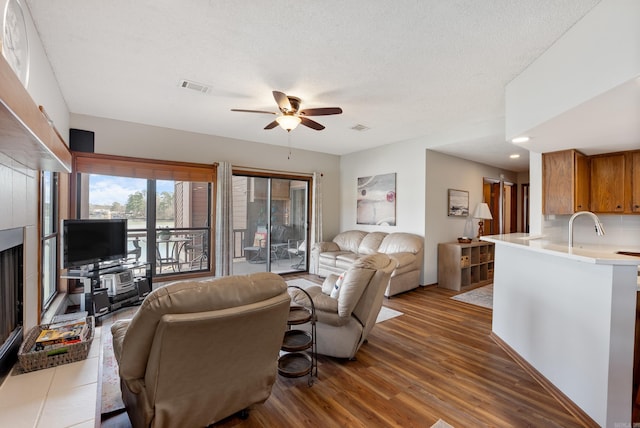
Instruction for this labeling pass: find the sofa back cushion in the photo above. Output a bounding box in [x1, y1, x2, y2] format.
[333, 230, 368, 254]
[378, 232, 423, 255]
[357, 232, 388, 254]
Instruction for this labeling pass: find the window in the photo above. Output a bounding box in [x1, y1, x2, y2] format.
[72, 153, 215, 279]
[41, 171, 58, 310]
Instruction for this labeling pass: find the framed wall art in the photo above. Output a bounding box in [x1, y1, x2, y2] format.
[447, 189, 469, 217]
[357, 172, 396, 226]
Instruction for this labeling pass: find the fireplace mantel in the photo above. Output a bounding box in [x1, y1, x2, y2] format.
[0, 55, 71, 172]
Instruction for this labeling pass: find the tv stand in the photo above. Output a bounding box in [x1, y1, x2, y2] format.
[62, 261, 152, 317]
[99, 264, 126, 274]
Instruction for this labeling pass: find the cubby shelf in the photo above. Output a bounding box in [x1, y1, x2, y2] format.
[437, 241, 495, 291]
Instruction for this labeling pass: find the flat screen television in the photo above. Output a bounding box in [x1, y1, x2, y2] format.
[62, 219, 128, 269]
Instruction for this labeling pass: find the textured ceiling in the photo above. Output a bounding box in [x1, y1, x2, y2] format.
[25, 0, 604, 171]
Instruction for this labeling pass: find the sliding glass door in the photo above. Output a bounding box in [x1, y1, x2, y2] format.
[232, 174, 309, 275]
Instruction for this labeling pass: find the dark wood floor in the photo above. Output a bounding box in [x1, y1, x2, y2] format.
[103, 275, 588, 427]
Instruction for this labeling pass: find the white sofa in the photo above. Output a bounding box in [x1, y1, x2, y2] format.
[312, 230, 424, 297]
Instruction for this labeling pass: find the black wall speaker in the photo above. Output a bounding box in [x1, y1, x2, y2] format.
[69, 128, 95, 153]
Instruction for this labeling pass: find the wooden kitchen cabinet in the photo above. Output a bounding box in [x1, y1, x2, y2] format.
[542, 149, 589, 215]
[543, 149, 640, 215]
[632, 151, 640, 213]
[590, 153, 626, 213]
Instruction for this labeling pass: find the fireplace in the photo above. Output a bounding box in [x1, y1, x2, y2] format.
[0, 227, 24, 380]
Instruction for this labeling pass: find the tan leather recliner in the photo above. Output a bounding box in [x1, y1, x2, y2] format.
[291, 253, 396, 359]
[110, 272, 291, 428]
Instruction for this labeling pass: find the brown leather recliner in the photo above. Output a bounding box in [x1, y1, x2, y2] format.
[110, 272, 291, 428]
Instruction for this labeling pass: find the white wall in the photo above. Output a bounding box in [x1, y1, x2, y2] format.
[491, 243, 636, 426]
[70, 114, 343, 240]
[425, 150, 518, 285]
[339, 139, 426, 235]
[339, 139, 426, 283]
[528, 152, 543, 235]
[340, 140, 521, 286]
[21, 1, 70, 143]
[505, 0, 640, 139]
[510, 0, 640, 244]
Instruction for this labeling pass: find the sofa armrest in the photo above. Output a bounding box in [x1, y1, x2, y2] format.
[312, 241, 340, 253]
[312, 293, 339, 313]
[290, 286, 338, 313]
[111, 319, 131, 363]
[289, 286, 322, 306]
[388, 252, 418, 268]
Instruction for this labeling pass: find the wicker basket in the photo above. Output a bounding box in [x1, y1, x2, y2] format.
[18, 316, 94, 372]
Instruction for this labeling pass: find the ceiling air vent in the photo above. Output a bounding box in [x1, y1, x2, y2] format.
[178, 79, 211, 94]
[351, 124, 370, 131]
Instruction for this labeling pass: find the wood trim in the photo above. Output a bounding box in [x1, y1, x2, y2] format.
[233, 167, 312, 181]
[73, 152, 217, 182]
[509, 183, 517, 233]
[625, 151, 634, 213]
[68, 152, 217, 276]
[36, 171, 42, 323]
[0, 55, 72, 172]
[490, 332, 599, 428]
[521, 183, 529, 233]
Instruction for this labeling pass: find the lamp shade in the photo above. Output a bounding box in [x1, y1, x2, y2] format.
[276, 115, 301, 131]
[473, 203, 493, 220]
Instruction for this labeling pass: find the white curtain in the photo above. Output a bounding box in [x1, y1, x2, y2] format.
[215, 162, 233, 276]
[309, 171, 323, 274]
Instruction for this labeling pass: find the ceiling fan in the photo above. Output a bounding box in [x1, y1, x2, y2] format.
[231, 91, 343, 131]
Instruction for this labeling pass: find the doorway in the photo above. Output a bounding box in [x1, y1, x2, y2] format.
[232, 174, 309, 275]
[483, 177, 517, 234]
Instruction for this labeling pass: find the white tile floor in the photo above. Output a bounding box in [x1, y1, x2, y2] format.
[0, 325, 102, 428]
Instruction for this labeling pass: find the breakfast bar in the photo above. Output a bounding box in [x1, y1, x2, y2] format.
[482, 233, 640, 428]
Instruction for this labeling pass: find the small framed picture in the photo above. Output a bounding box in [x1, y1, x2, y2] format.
[448, 189, 469, 217]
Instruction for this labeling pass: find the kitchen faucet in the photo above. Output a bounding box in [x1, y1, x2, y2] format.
[568, 211, 605, 247]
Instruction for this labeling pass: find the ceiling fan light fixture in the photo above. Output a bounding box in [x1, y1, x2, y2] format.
[276, 115, 301, 131]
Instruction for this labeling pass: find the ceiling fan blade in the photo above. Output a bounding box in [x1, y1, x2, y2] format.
[300, 117, 325, 131]
[230, 109, 276, 115]
[272, 91, 292, 112]
[264, 120, 279, 130]
[299, 107, 343, 116]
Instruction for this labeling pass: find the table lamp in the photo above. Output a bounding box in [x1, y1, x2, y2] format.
[473, 203, 493, 238]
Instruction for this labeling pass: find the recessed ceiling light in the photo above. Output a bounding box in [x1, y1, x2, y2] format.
[510, 154, 521, 159]
[511, 136, 530, 143]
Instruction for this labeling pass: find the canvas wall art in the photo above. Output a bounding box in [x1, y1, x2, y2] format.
[448, 189, 469, 217]
[357, 173, 396, 225]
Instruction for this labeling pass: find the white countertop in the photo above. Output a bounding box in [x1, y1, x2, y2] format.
[481, 233, 640, 266]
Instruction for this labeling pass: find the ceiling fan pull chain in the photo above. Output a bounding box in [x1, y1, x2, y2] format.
[287, 132, 292, 160]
